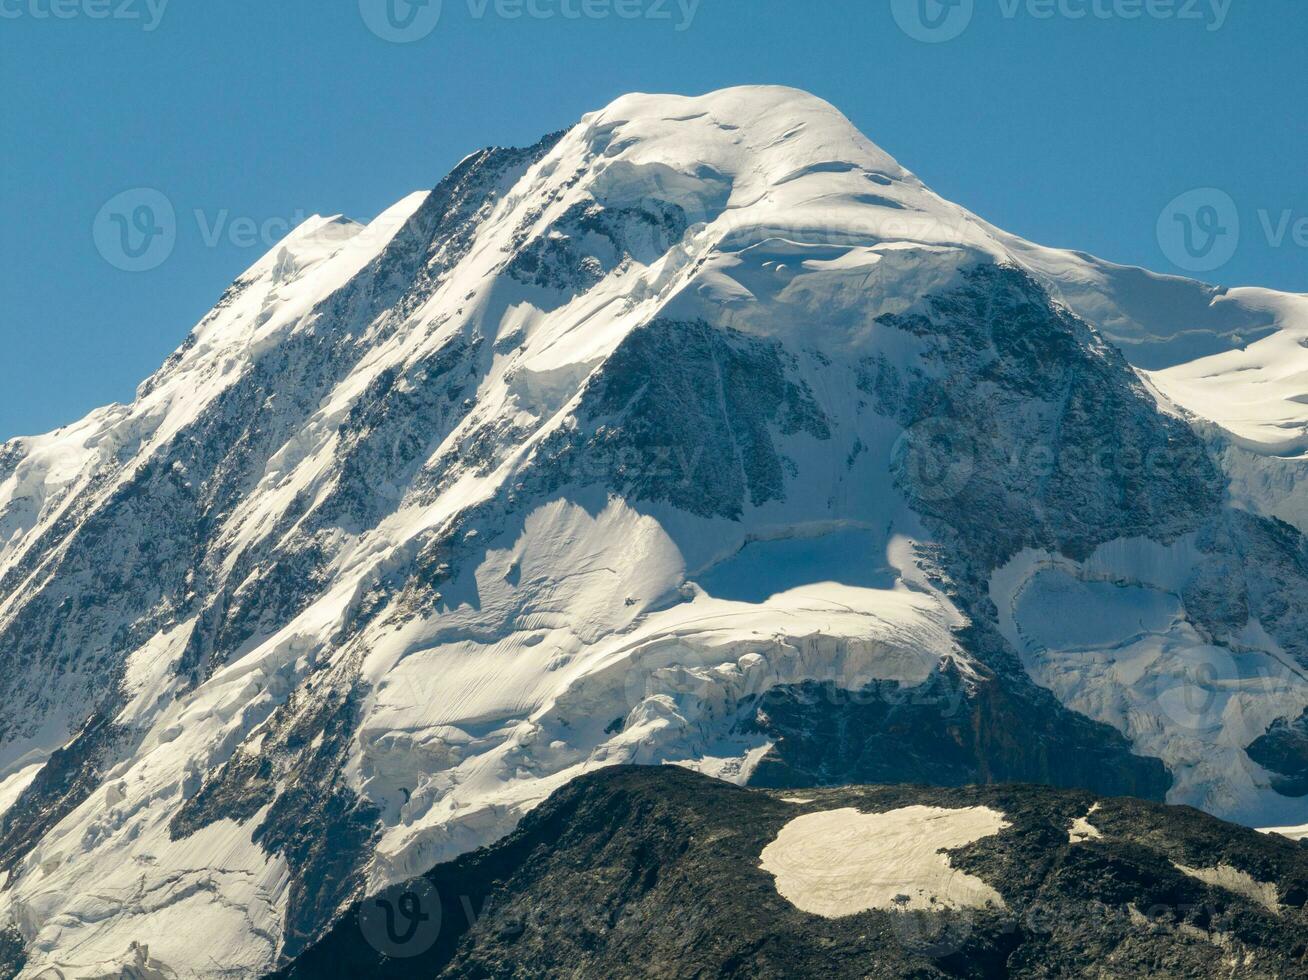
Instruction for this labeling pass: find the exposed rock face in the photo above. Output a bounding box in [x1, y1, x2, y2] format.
[0, 927, 24, 979]
[530, 317, 832, 518]
[2, 87, 1307, 975]
[748, 671, 1171, 801]
[1248, 708, 1308, 798]
[279, 766, 1308, 979]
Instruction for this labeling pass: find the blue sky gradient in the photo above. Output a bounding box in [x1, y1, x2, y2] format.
[2, 0, 1303, 438]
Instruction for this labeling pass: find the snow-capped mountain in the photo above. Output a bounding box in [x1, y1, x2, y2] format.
[1, 86, 1306, 978]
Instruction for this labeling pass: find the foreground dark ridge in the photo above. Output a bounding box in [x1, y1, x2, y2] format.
[279, 766, 1308, 979]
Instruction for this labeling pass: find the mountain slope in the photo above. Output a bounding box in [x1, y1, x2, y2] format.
[1, 86, 1306, 977]
[281, 765, 1308, 979]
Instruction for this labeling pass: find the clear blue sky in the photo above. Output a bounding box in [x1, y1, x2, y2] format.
[2, 0, 1303, 439]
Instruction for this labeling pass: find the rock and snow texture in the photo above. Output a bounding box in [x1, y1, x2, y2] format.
[1262, 823, 1308, 842]
[995, 220, 1308, 536]
[1068, 804, 1103, 843]
[759, 805, 1009, 916]
[989, 540, 1308, 826]
[1173, 863, 1282, 914]
[283, 767, 1308, 980]
[0, 86, 1306, 976]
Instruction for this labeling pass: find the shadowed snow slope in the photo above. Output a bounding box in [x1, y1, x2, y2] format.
[1, 87, 1306, 978]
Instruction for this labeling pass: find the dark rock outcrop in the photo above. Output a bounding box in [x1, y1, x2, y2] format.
[278, 766, 1308, 979]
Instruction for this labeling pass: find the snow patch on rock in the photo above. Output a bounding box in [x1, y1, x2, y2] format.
[1259, 823, 1308, 842]
[1068, 804, 1103, 844]
[1174, 863, 1282, 914]
[759, 805, 1009, 917]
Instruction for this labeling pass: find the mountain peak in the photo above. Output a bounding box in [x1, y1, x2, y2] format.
[581, 85, 910, 180]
